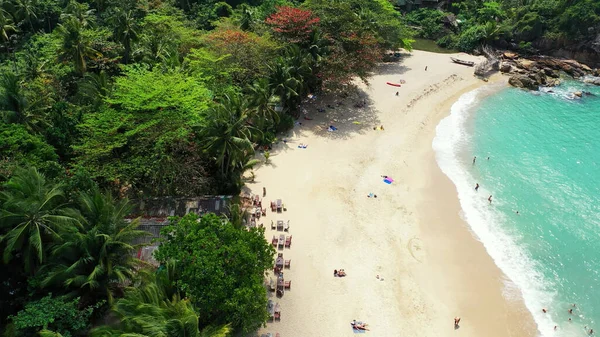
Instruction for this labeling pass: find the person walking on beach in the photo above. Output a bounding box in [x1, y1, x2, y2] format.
[425, 66, 428, 71]
[473, 156, 477, 165]
[488, 195, 493, 204]
[263, 187, 266, 197]
[454, 317, 461, 328]
[475, 183, 479, 191]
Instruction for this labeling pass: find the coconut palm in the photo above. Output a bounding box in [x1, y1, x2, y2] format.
[60, 0, 96, 28]
[77, 70, 112, 106]
[199, 94, 260, 183]
[267, 58, 301, 109]
[56, 17, 98, 75]
[110, 9, 139, 64]
[0, 168, 79, 273]
[0, 6, 17, 53]
[42, 188, 148, 304]
[91, 261, 232, 337]
[0, 72, 51, 132]
[246, 78, 279, 129]
[12, 0, 38, 31]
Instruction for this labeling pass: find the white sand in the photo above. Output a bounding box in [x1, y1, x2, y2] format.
[249, 50, 538, 337]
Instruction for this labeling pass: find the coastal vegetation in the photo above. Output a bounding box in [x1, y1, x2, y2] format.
[404, 0, 600, 57]
[0, 0, 413, 336]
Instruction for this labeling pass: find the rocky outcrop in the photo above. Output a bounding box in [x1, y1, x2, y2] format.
[500, 52, 596, 90]
[583, 76, 600, 86]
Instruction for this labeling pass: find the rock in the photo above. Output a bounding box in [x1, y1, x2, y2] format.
[499, 62, 512, 73]
[503, 52, 519, 59]
[583, 77, 600, 85]
[594, 69, 600, 76]
[508, 75, 539, 90]
[518, 59, 536, 70]
[543, 67, 560, 78]
[546, 79, 561, 87]
[573, 91, 582, 98]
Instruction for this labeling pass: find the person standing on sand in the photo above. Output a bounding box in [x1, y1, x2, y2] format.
[488, 195, 493, 204]
[425, 66, 428, 71]
[473, 156, 477, 165]
[475, 183, 479, 191]
[454, 317, 461, 327]
[263, 187, 266, 197]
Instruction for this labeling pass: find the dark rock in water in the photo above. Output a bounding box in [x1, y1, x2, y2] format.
[508, 75, 539, 90]
[583, 91, 594, 96]
[500, 62, 512, 73]
[543, 67, 560, 78]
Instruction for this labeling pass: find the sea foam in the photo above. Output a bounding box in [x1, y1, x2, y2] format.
[432, 87, 558, 337]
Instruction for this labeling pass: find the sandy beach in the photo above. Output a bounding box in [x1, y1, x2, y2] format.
[249, 50, 538, 337]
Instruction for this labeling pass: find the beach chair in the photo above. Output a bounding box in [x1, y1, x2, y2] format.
[284, 280, 291, 289]
[284, 235, 292, 248]
[276, 199, 282, 212]
[277, 220, 284, 231]
[284, 221, 289, 232]
[271, 220, 275, 230]
[271, 235, 278, 246]
[284, 259, 291, 269]
[274, 303, 281, 320]
[270, 201, 276, 212]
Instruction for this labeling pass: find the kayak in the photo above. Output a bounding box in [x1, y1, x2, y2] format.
[386, 82, 402, 87]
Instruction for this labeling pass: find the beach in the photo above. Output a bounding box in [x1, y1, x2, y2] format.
[249, 50, 538, 337]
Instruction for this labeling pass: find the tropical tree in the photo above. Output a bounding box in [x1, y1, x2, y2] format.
[77, 70, 112, 106]
[246, 78, 279, 130]
[109, 9, 139, 64]
[267, 58, 300, 108]
[198, 94, 260, 188]
[0, 6, 17, 53]
[55, 17, 98, 75]
[60, 0, 96, 28]
[154, 213, 274, 333]
[42, 188, 148, 304]
[12, 0, 39, 31]
[91, 261, 232, 337]
[0, 167, 79, 273]
[0, 72, 51, 133]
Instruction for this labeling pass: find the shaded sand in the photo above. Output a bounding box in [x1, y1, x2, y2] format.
[248, 50, 538, 337]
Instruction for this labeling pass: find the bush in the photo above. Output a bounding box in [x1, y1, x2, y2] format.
[436, 34, 458, 49]
[275, 113, 294, 133]
[455, 25, 486, 51]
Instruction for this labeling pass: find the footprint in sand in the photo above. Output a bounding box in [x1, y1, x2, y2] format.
[408, 237, 425, 263]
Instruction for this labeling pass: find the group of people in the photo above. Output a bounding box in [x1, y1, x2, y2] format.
[544, 304, 594, 334]
[333, 269, 346, 277]
[351, 320, 369, 331]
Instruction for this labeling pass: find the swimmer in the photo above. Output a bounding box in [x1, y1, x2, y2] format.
[554, 326, 557, 331]
[473, 156, 477, 164]
[542, 308, 547, 313]
[488, 195, 493, 204]
[475, 183, 479, 191]
[569, 309, 573, 314]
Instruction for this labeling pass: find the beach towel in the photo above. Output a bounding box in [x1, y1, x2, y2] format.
[383, 177, 394, 184]
[297, 145, 308, 149]
[386, 82, 402, 87]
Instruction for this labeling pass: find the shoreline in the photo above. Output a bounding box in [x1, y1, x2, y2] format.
[248, 50, 538, 337]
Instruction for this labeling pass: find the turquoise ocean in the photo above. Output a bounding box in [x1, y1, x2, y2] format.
[433, 79, 600, 337]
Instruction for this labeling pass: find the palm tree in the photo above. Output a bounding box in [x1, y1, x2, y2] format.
[60, 0, 96, 28]
[267, 58, 301, 109]
[110, 9, 139, 64]
[0, 168, 79, 273]
[42, 188, 148, 304]
[246, 78, 279, 129]
[91, 262, 232, 337]
[0, 72, 51, 132]
[0, 7, 17, 53]
[77, 70, 111, 106]
[56, 17, 98, 75]
[198, 94, 260, 185]
[12, 0, 38, 31]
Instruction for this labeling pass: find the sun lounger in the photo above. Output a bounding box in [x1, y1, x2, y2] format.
[271, 235, 278, 246]
[284, 259, 290, 268]
[284, 235, 292, 248]
[276, 199, 282, 212]
[284, 280, 291, 289]
[277, 220, 284, 231]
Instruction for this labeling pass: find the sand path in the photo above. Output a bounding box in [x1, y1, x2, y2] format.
[249, 50, 538, 337]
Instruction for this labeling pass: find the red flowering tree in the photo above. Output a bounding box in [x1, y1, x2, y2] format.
[265, 6, 320, 43]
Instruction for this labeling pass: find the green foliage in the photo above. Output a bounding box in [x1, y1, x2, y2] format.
[10, 294, 100, 337]
[91, 262, 232, 337]
[0, 123, 60, 179]
[154, 213, 275, 333]
[405, 9, 448, 40]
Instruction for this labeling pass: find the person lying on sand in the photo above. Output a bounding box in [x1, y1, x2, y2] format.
[351, 320, 369, 330]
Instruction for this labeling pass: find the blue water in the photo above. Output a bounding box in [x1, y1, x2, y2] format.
[434, 79, 600, 337]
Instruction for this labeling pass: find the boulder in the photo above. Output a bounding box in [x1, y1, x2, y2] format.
[573, 91, 583, 98]
[499, 62, 512, 73]
[518, 59, 536, 70]
[508, 75, 539, 90]
[543, 67, 560, 78]
[546, 78, 561, 87]
[583, 77, 600, 85]
[503, 52, 519, 59]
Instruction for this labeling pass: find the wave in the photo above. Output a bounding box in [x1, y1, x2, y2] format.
[432, 87, 559, 337]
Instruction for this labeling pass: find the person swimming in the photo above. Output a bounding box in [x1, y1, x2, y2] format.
[475, 183, 479, 191]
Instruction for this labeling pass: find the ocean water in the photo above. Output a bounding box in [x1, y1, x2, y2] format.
[433, 79, 600, 337]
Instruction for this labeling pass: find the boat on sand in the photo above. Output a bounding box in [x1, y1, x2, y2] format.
[450, 57, 475, 67]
